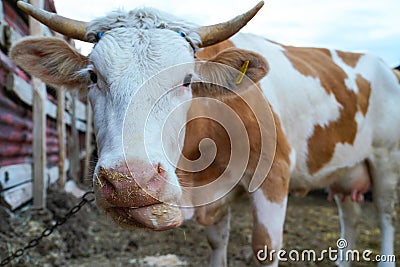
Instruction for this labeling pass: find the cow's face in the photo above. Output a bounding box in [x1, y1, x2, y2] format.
[11, 3, 265, 230]
[87, 26, 196, 230]
[12, 31, 195, 230]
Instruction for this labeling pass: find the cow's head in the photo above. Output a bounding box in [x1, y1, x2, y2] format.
[11, 1, 265, 230]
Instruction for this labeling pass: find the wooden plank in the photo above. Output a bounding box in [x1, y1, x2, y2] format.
[62, 92, 87, 131]
[65, 91, 73, 113]
[0, 162, 71, 192]
[44, 161, 71, 186]
[30, 0, 46, 209]
[0, 2, 3, 22]
[0, 163, 32, 190]
[0, 21, 23, 51]
[5, 74, 63, 120]
[1, 182, 32, 210]
[6, 74, 85, 125]
[0, 162, 70, 210]
[45, 98, 57, 119]
[68, 94, 80, 182]
[75, 99, 87, 121]
[46, 165, 62, 185]
[6, 73, 33, 105]
[32, 78, 47, 209]
[57, 88, 67, 188]
[65, 93, 89, 129]
[64, 111, 72, 125]
[76, 120, 87, 132]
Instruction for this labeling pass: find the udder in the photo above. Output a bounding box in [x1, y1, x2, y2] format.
[327, 162, 371, 203]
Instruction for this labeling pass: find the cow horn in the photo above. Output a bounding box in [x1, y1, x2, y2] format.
[17, 1, 89, 42]
[197, 1, 264, 47]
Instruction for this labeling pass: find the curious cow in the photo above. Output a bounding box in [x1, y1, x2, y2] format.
[11, 1, 399, 266]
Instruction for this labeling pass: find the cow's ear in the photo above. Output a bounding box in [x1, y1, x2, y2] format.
[209, 48, 269, 84]
[11, 37, 89, 90]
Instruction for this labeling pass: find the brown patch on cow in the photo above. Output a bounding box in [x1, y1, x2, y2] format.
[177, 48, 290, 206]
[261, 110, 290, 203]
[337, 50, 363, 68]
[179, 95, 289, 205]
[179, 85, 266, 187]
[284, 46, 359, 174]
[195, 40, 235, 60]
[252, 216, 275, 265]
[283, 47, 332, 79]
[356, 74, 371, 116]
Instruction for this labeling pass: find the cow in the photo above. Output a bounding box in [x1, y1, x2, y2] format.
[10, 1, 400, 267]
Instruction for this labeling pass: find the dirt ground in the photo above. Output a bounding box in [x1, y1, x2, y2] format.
[0, 188, 399, 267]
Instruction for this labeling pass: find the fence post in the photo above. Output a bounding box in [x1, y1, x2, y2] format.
[57, 88, 66, 189]
[69, 93, 79, 182]
[83, 99, 93, 181]
[30, 0, 46, 209]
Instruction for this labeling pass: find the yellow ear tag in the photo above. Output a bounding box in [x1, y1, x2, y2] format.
[236, 60, 250, 85]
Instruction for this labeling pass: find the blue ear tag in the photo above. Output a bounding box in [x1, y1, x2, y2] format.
[177, 30, 186, 38]
[177, 30, 196, 54]
[97, 32, 103, 40]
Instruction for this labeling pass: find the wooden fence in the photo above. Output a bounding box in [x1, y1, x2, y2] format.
[0, 0, 94, 210]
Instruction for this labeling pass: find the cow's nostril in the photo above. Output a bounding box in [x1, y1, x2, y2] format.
[94, 165, 164, 208]
[95, 170, 116, 194]
[101, 178, 115, 196]
[156, 163, 166, 175]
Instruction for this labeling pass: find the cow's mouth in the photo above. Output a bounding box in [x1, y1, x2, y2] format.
[106, 203, 183, 231]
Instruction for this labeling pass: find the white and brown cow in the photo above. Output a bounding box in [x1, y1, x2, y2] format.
[10, 1, 399, 266]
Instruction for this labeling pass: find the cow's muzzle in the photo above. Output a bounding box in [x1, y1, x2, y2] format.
[94, 162, 183, 231]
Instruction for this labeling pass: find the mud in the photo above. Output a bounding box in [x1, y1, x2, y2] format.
[0, 188, 399, 267]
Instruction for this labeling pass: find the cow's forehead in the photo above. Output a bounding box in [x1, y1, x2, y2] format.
[88, 27, 196, 93]
[84, 8, 201, 91]
[86, 8, 200, 44]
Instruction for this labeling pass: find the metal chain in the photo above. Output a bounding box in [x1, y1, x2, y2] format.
[0, 191, 95, 266]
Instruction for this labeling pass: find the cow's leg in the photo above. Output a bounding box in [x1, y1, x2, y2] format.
[205, 207, 231, 267]
[334, 195, 362, 267]
[369, 150, 399, 267]
[250, 189, 287, 267]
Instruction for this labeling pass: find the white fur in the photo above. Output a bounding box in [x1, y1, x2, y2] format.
[252, 190, 287, 267]
[231, 32, 400, 266]
[87, 14, 196, 202]
[252, 190, 287, 253]
[231, 33, 344, 180]
[19, 5, 400, 267]
[231, 32, 400, 180]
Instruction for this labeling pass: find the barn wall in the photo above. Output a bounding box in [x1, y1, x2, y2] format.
[0, 0, 94, 210]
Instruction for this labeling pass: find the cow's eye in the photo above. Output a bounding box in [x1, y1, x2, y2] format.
[89, 71, 98, 83]
[183, 74, 192, 87]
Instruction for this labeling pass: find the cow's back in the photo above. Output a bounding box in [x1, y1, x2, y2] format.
[228, 33, 400, 183]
